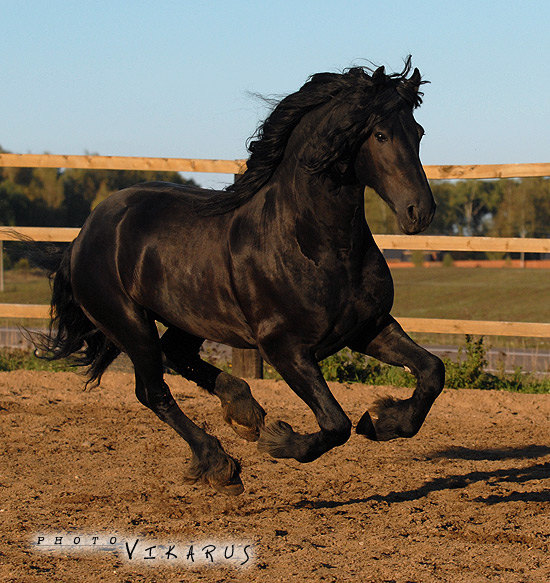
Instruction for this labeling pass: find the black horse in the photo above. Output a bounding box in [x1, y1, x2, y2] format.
[38, 58, 444, 495]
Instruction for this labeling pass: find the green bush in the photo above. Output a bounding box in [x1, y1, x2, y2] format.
[318, 336, 549, 393]
[443, 335, 490, 390]
[320, 348, 415, 387]
[0, 348, 76, 373]
[443, 335, 550, 393]
[13, 258, 30, 271]
[442, 252, 454, 267]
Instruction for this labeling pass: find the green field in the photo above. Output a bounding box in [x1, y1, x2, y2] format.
[392, 267, 550, 322]
[0, 270, 52, 305]
[0, 267, 549, 348]
[392, 267, 550, 349]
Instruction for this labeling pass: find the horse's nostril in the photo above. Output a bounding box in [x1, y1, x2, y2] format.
[407, 205, 418, 223]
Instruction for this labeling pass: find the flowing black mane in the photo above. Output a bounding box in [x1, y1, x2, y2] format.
[196, 56, 425, 216]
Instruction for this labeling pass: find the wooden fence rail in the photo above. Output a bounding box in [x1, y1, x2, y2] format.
[0, 153, 246, 174]
[1, 153, 550, 180]
[1, 228, 549, 254]
[0, 303, 548, 339]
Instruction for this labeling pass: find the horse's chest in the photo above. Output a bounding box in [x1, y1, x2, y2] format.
[290, 253, 393, 334]
[333, 251, 394, 325]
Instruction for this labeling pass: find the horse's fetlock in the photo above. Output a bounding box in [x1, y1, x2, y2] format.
[325, 417, 352, 447]
[215, 372, 251, 401]
[197, 436, 224, 459]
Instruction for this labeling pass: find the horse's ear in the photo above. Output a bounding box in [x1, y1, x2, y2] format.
[372, 65, 386, 84]
[409, 68, 422, 92]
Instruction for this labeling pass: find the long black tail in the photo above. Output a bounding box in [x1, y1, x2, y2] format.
[32, 243, 121, 385]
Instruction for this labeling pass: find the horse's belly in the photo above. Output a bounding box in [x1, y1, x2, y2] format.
[135, 260, 257, 348]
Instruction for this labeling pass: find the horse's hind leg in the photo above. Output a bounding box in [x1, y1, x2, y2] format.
[81, 304, 244, 495]
[348, 315, 445, 441]
[160, 327, 266, 441]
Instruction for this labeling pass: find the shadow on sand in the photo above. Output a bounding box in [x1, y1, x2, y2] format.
[292, 445, 550, 509]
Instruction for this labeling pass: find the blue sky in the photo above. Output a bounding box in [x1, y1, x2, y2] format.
[2, 1, 549, 188]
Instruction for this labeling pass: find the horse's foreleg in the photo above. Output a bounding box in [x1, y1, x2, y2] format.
[160, 327, 265, 441]
[348, 316, 445, 441]
[257, 349, 351, 462]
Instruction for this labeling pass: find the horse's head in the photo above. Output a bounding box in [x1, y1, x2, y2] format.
[354, 106, 434, 234]
[352, 66, 435, 235]
[200, 57, 436, 229]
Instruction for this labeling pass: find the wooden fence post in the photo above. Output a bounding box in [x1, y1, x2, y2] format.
[231, 348, 263, 379]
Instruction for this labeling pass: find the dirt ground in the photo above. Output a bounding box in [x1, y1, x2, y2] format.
[0, 370, 548, 583]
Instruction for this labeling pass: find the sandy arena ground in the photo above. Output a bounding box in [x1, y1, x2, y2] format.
[0, 370, 549, 582]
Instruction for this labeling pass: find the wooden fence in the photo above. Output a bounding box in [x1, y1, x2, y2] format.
[1, 153, 550, 180]
[0, 154, 549, 375]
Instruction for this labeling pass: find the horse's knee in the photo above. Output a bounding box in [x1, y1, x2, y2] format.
[422, 353, 445, 393]
[135, 382, 176, 416]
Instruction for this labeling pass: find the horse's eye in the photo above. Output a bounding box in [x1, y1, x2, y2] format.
[374, 132, 387, 143]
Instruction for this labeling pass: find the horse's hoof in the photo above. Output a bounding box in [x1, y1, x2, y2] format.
[222, 398, 266, 442]
[207, 474, 245, 496]
[356, 411, 377, 440]
[183, 452, 244, 495]
[182, 471, 200, 485]
[229, 419, 262, 442]
[368, 396, 419, 440]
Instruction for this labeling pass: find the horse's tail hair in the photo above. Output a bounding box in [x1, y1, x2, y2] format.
[31, 242, 121, 386]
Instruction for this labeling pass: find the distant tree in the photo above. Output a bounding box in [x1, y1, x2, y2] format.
[0, 183, 29, 225]
[424, 181, 455, 235]
[443, 180, 499, 236]
[61, 168, 197, 223]
[0, 151, 199, 229]
[489, 178, 550, 239]
[363, 187, 400, 233]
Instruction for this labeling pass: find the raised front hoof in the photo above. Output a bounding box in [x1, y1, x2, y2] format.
[222, 397, 266, 442]
[356, 411, 377, 440]
[183, 454, 244, 496]
[357, 397, 418, 442]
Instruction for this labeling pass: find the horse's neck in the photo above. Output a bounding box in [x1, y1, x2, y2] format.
[250, 161, 369, 256]
[278, 160, 365, 228]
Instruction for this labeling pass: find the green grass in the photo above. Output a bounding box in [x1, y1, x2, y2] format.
[392, 267, 550, 322]
[391, 267, 550, 350]
[2, 266, 547, 321]
[0, 269, 52, 304]
[0, 348, 76, 373]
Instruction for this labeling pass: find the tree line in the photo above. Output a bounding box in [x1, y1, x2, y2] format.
[0, 151, 196, 228]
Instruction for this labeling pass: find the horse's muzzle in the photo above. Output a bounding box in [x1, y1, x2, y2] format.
[398, 201, 436, 235]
